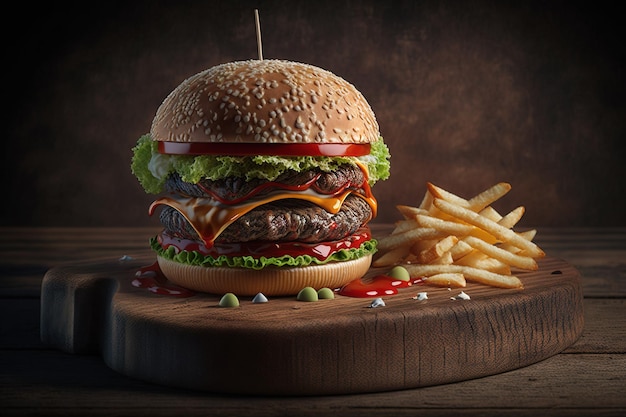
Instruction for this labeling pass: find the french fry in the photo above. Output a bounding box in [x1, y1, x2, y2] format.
[376, 227, 442, 252]
[414, 214, 474, 236]
[433, 198, 545, 258]
[405, 264, 523, 289]
[467, 182, 511, 211]
[462, 236, 538, 270]
[396, 205, 429, 219]
[427, 182, 470, 207]
[418, 189, 434, 210]
[391, 219, 419, 234]
[417, 235, 458, 264]
[456, 250, 511, 274]
[499, 229, 537, 253]
[372, 246, 409, 268]
[423, 273, 466, 288]
[478, 206, 502, 222]
[498, 206, 525, 229]
[448, 239, 475, 261]
[474, 258, 511, 275]
[429, 251, 454, 265]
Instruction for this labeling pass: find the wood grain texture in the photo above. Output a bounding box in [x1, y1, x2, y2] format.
[2, 227, 624, 416]
[40, 255, 584, 395]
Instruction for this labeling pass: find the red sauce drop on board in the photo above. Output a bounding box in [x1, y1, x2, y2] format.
[131, 262, 196, 298]
[339, 274, 425, 298]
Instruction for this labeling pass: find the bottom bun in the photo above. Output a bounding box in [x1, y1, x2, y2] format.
[157, 254, 373, 296]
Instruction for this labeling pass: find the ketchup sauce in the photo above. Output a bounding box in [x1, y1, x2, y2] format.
[339, 275, 425, 298]
[132, 262, 195, 298]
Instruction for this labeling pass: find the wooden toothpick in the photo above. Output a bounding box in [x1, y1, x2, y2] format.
[254, 9, 263, 60]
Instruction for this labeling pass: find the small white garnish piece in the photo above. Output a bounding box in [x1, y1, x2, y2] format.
[451, 291, 471, 301]
[119, 255, 133, 262]
[369, 297, 386, 308]
[413, 292, 428, 301]
[252, 293, 269, 303]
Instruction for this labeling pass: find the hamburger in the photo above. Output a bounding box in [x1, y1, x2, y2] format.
[131, 59, 390, 296]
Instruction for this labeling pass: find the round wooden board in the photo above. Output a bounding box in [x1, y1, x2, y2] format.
[40, 253, 584, 396]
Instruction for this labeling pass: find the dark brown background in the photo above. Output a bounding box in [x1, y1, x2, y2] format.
[4, 0, 625, 228]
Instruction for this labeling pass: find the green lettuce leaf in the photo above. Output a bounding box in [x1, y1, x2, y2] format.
[131, 134, 390, 194]
[150, 236, 377, 270]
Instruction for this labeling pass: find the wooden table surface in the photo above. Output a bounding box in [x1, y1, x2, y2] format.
[1, 226, 625, 416]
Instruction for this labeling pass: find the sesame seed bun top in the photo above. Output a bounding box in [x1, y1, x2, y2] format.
[150, 59, 379, 144]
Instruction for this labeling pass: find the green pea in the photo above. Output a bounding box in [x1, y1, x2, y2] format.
[389, 265, 410, 281]
[219, 292, 240, 307]
[297, 287, 319, 302]
[317, 287, 335, 299]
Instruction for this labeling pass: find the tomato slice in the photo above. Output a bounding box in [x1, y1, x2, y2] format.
[158, 141, 371, 157]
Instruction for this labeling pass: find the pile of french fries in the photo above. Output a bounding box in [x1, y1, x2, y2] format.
[374, 182, 545, 289]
